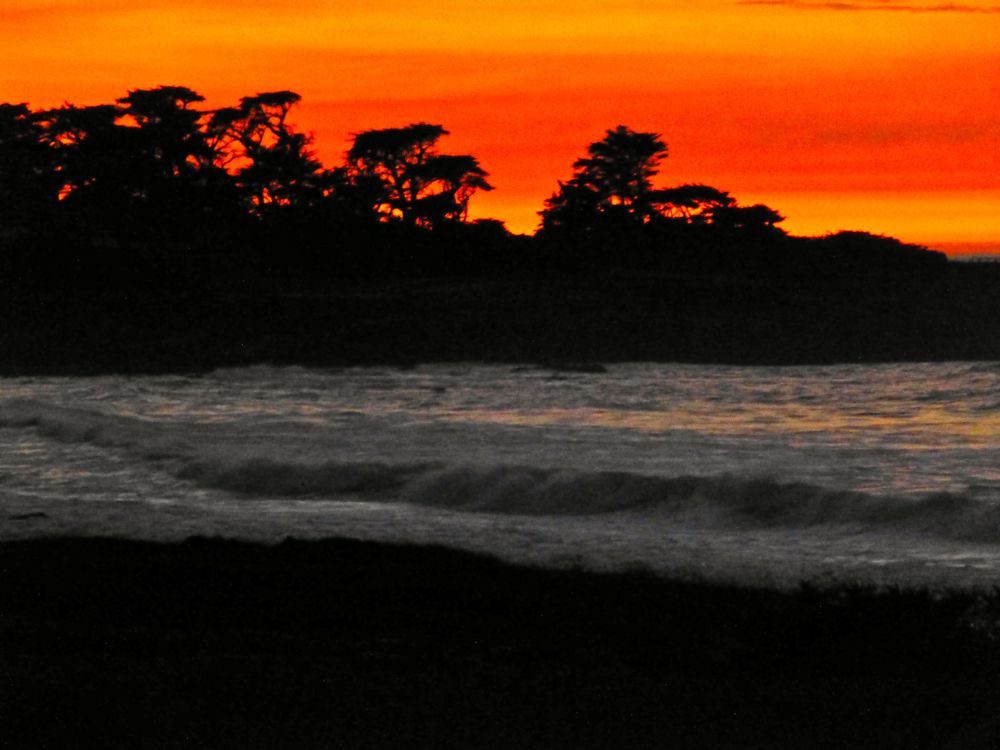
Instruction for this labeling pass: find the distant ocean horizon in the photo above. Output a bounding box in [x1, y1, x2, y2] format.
[928, 241, 1000, 260]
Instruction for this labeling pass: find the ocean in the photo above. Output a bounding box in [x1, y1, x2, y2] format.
[2, 361, 999, 587]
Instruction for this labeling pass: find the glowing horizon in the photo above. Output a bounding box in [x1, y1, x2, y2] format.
[3, 0, 997, 246]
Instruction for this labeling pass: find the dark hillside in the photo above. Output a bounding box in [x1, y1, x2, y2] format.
[2, 249, 997, 374]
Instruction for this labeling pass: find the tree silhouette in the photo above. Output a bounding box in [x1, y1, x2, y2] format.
[208, 91, 327, 215]
[574, 125, 667, 213]
[541, 125, 668, 235]
[0, 103, 59, 231]
[116, 86, 211, 180]
[3, 88, 947, 294]
[114, 86, 243, 239]
[650, 184, 735, 224]
[409, 154, 492, 225]
[710, 204, 786, 237]
[32, 103, 136, 240]
[347, 123, 492, 227]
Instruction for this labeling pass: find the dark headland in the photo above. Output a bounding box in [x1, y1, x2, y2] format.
[6, 246, 1000, 375]
[3, 90, 999, 374]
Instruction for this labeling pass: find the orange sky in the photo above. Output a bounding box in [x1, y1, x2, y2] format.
[2, 0, 998, 247]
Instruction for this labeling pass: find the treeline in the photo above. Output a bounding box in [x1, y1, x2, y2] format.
[7, 85, 996, 373]
[0, 86, 513, 280]
[1, 85, 947, 283]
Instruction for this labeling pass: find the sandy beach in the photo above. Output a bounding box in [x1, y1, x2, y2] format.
[4, 535, 1000, 749]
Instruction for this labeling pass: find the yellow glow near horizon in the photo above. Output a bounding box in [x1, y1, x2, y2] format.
[2, 0, 998, 243]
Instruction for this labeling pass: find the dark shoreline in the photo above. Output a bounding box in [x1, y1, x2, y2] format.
[4, 263, 1000, 377]
[4, 535, 1000, 748]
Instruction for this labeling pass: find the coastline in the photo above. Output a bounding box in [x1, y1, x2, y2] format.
[4, 535, 1000, 748]
[3, 264, 1000, 377]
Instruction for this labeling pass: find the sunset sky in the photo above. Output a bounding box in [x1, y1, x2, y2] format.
[2, 0, 998, 250]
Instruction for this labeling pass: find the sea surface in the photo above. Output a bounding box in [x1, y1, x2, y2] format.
[2, 362, 999, 587]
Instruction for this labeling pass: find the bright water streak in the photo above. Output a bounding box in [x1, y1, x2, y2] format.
[1, 362, 999, 587]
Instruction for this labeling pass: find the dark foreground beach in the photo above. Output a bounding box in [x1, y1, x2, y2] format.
[4, 536, 1000, 749]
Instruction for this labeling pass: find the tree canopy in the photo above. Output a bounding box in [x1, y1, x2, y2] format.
[540, 126, 667, 234]
[0, 87, 506, 254]
[347, 123, 492, 227]
[540, 127, 786, 247]
[0, 85, 943, 285]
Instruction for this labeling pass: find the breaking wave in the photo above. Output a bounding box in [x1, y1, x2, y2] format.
[3, 398, 999, 542]
[181, 461, 1000, 541]
[0, 398, 194, 458]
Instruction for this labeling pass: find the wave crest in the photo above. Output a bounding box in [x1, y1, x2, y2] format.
[178, 459, 1000, 543]
[3, 397, 998, 541]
